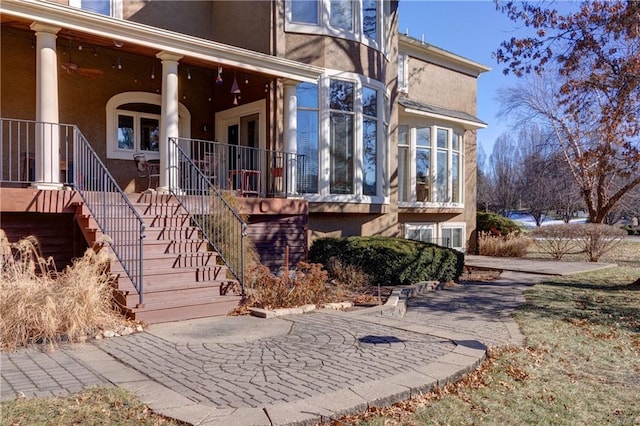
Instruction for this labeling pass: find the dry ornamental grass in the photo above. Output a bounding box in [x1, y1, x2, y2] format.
[0, 230, 122, 351]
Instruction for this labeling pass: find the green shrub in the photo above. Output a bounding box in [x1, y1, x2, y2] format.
[477, 212, 521, 237]
[308, 236, 464, 285]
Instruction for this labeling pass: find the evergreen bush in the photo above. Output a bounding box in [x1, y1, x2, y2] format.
[308, 236, 464, 285]
[477, 212, 521, 236]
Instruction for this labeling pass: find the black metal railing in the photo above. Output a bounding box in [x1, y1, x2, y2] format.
[172, 137, 308, 197]
[169, 138, 247, 291]
[0, 118, 146, 305]
[73, 128, 147, 305]
[0, 118, 74, 185]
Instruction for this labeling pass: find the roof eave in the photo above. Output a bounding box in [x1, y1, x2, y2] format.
[1, 0, 323, 83]
[398, 34, 491, 77]
[402, 107, 488, 130]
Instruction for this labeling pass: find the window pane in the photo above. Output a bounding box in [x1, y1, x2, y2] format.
[406, 226, 433, 243]
[398, 125, 408, 146]
[452, 131, 461, 151]
[436, 150, 448, 202]
[291, 0, 318, 24]
[398, 145, 409, 202]
[330, 0, 353, 31]
[437, 128, 448, 148]
[420, 227, 434, 242]
[297, 82, 318, 108]
[297, 110, 319, 193]
[416, 147, 430, 202]
[140, 117, 159, 152]
[416, 126, 430, 147]
[330, 112, 353, 194]
[363, 118, 377, 196]
[363, 0, 377, 40]
[82, 0, 110, 15]
[442, 228, 463, 249]
[117, 114, 134, 150]
[362, 87, 377, 117]
[452, 152, 460, 203]
[330, 80, 354, 111]
[452, 228, 463, 248]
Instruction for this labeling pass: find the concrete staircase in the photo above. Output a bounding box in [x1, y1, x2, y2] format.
[74, 192, 242, 324]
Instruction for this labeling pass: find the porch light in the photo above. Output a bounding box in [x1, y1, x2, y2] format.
[216, 66, 223, 85]
[231, 72, 241, 105]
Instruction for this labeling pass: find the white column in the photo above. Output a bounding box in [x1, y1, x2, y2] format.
[30, 22, 62, 189]
[156, 51, 183, 193]
[283, 80, 298, 195]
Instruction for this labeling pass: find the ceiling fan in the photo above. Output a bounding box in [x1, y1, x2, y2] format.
[60, 42, 103, 79]
[60, 61, 104, 79]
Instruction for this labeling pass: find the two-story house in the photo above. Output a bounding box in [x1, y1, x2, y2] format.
[0, 0, 487, 323]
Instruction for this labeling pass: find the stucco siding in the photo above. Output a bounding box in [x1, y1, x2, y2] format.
[123, 0, 214, 41]
[406, 57, 478, 115]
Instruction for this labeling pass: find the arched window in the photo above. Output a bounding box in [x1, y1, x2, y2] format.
[106, 92, 190, 160]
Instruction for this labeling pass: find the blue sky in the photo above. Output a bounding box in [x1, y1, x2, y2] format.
[398, 0, 527, 156]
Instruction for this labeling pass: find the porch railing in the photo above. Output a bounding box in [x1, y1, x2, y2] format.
[169, 137, 247, 291]
[0, 118, 74, 185]
[172, 137, 308, 197]
[73, 128, 147, 305]
[0, 118, 146, 305]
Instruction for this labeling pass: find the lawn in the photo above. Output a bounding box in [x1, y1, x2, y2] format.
[345, 265, 640, 425]
[1, 387, 184, 426]
[526, 238, 640, 268]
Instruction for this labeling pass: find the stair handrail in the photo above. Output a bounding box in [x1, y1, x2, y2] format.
[72, 127, 147, 305]
[168, 138, 247, 293]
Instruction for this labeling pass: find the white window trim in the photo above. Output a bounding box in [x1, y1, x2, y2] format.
[303, 70, 389, 205]
[69, 0, 123, 19]
[404, 222, 467, 252]
[440, 222, 467, 252]
[397, 121, 465, 209]
[285, 0, 385, 54]
[214, 100, 267, 151]
[106, 92, 190, 161]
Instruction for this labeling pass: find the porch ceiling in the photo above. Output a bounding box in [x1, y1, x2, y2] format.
[1, 0, 323, 82]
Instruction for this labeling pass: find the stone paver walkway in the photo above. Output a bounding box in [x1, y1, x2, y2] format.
[3, 258, 598, 425]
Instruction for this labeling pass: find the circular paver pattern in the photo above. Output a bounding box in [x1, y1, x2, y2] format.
[95, 311, 454, 408]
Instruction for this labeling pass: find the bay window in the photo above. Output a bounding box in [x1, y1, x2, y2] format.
[296, 73, 387, 202]
[398, 124, 464, 206]
[286, 0, 388, 51]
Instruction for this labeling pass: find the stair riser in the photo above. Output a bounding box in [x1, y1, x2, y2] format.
[109, 253, 218, 272]
[113, 266, 228, 286]
[116, 283, 239, 306]
[144, 228, 200, 241]
[127, 298, 242, 324]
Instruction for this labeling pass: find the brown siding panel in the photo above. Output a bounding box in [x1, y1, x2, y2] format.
[247, 214, 307, 273]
